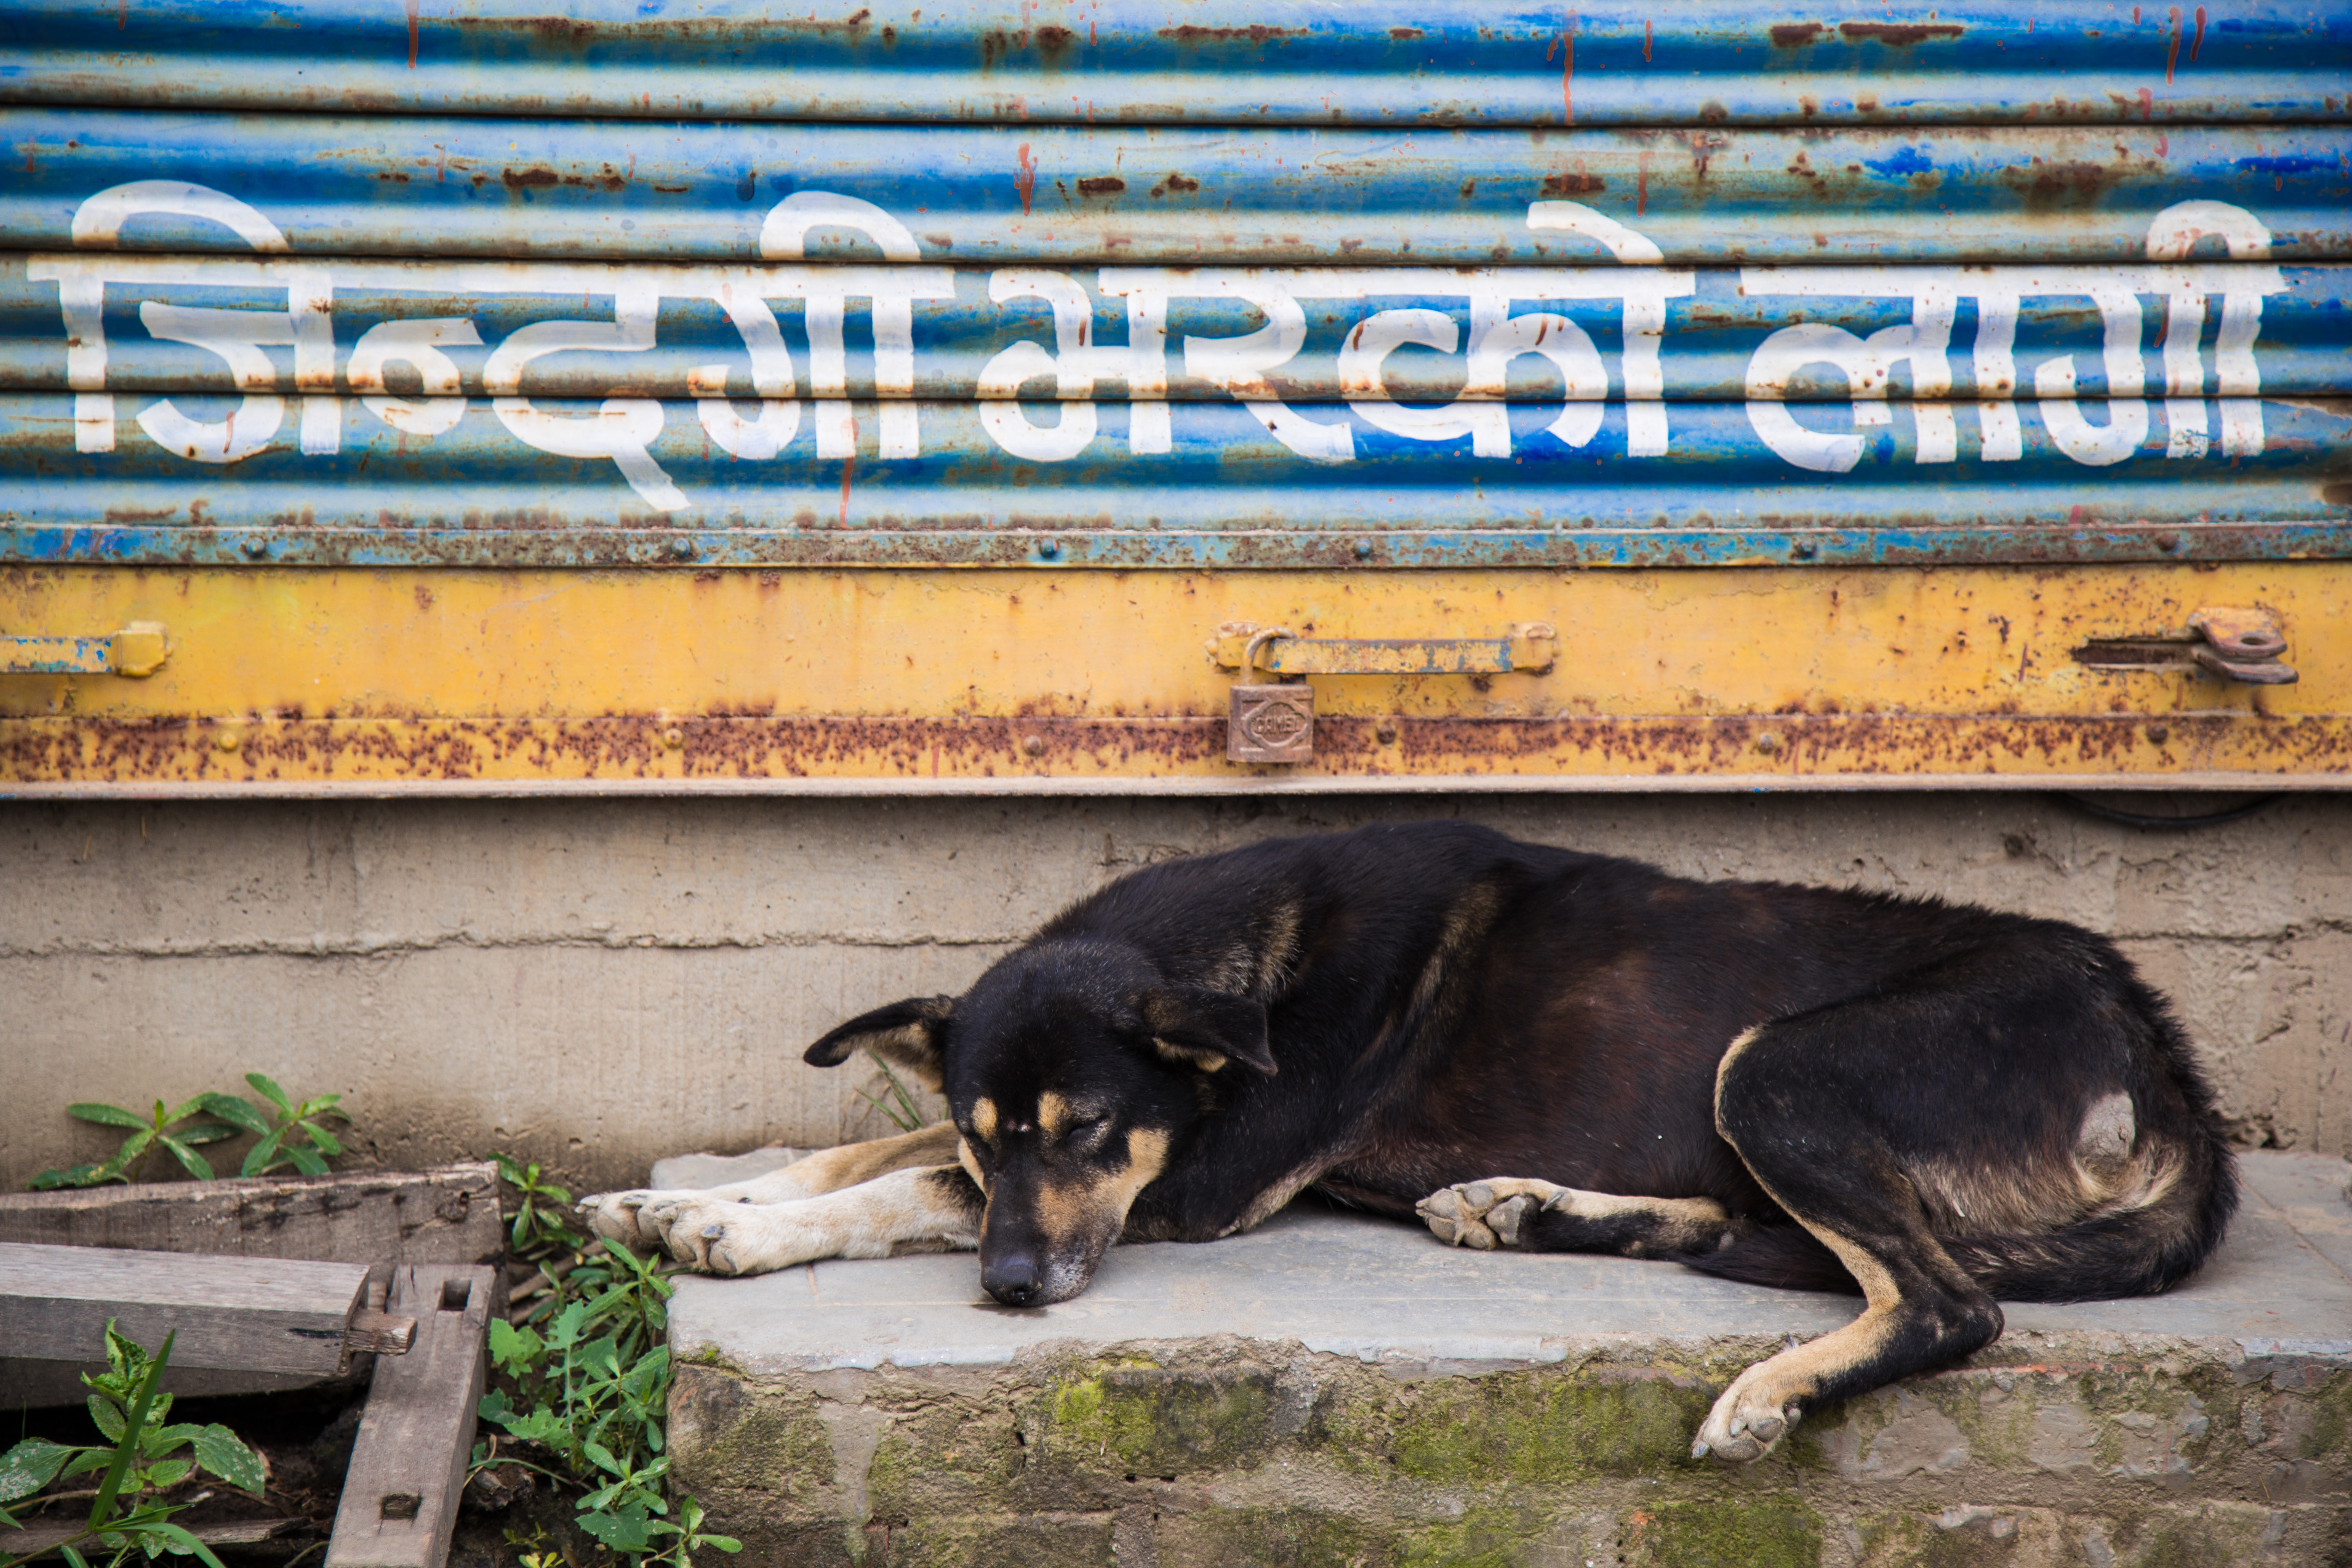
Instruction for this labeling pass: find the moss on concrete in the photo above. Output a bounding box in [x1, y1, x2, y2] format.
[1622, 1498, 1824, 1568]
[1381, 1370, 1712, 1484]
[1039, 1363, 1279, 1476]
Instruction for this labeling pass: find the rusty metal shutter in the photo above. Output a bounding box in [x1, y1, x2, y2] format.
[4, 1, 2349, 792]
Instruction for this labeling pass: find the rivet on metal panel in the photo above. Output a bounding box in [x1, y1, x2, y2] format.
[1020, 735, 1047, 758]
[213, 726, 241, 752]
[240, 536, 270, 560]
[1037, 540, 1062, 561]
[1228, 627, 1314, 765]
[661, 726, 684, 750]
[669, 539, 697, 562]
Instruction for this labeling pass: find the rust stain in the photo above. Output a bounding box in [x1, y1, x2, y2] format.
[1643, 18, 1653, 61]
[1157, 24, 1298, 43]
[502, 165, 559, 190]
[838, 455, 856, 528]
[1076, 175, 1126, 196]
[8, 712, 2347, 789]
[1838, 21, 1964, 44]
[2003, 159, 2126, 211]
[403, 0, 420, 67]
[1560, 13, 1576, 126]
[1540, 171, 1605, 196]
[2166, 5, 2182, 83]
[1769, 21, 1824, 47]
[1015, 142, 1037, 215]
[1149, 172, 1200, 197]
[2191, 4, 2206, 61]
[1390, 26, 1424, 40]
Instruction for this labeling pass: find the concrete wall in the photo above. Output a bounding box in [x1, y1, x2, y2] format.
[3, 792, 2346, 1194]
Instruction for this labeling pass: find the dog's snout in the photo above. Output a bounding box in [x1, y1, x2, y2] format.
[983, 1254, 1043, 1306]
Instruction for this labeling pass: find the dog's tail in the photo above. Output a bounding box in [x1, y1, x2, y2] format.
[1681, 1135, 2239, 1304]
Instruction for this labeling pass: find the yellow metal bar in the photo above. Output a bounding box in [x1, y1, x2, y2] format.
[3, 563, 2346, 790]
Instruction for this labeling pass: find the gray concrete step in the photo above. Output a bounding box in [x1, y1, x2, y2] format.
[662, 1150, 2352, 1568]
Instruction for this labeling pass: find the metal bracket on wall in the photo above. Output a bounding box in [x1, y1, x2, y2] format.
[1214, 622, 1558, 764]
[1, 622, 171, 677]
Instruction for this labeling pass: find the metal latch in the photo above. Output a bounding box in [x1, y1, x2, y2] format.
[1214, 622, 1558, 763]
[2188, 608, 2296, 685]
[1, 623, 171, 677]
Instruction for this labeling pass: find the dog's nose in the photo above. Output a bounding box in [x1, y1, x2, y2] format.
[983, 1256, 1042, 1306]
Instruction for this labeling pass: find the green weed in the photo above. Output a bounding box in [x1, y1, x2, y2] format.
[28, 1075, 351, 1190]
[475, 1155, 739, 1568]
[0, 1323, 267, 1568]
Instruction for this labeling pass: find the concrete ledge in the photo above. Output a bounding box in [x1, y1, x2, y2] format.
[667, 1152, 2352, 1567]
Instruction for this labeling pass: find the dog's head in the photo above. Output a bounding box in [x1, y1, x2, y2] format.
[804, 939, 1273, 1306]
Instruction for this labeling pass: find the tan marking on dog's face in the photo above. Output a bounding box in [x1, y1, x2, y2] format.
[1022, 1126, 1175, 1255]
[970, 1096, 999, 1144]
[959, 1135, 990, 1195]
[1037, 1090, 1073, 1139]
[1255, 901, 1303, 996]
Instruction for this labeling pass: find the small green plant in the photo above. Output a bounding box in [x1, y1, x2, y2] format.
[0, 1322, 267, 1568]
[199, 1075, 350, 1178]
[28, 1076, 351, 1191]
[851, 1049, 927, 1133]
[472, 1161, 739, 1568]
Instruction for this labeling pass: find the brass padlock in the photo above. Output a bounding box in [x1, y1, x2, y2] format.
[1228, 628, 1314, 763]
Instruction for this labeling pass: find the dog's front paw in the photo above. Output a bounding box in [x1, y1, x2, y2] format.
[631, 1197, 814, 1276]
[1691, 1363, 1803, 1463]
[578, 1189, 672, 1252]
[1415, 1177, 1569, 1250]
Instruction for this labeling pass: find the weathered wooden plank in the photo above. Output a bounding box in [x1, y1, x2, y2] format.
[1, 1517, 302, 1557]
[0, 1166, 502, 1266]
[0, 1242, 370, 1374]
[325, 1265, 493, 1568]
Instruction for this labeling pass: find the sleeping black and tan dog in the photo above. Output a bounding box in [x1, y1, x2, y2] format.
[581, 821, 2236, 1462]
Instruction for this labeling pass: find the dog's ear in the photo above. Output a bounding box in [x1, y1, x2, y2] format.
[803, 995, 955, 1090]
[1140, 986, 1276, 1075]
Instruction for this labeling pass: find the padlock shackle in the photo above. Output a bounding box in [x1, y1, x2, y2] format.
[1240, 626, 1293, 682]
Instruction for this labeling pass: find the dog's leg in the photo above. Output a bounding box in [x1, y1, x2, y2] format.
[1690, 1021, 2004, 1463]
[628, 1164, 986, 1277]
[1418, 1179, 1752, 1256]
[581, 1122, 961, 1251]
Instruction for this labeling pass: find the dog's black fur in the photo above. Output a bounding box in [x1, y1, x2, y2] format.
[763, 823, 2233, 1457]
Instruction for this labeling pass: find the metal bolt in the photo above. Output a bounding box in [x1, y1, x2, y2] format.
[1037, 539, 1061, 560]
[2155, 532, 2181, 552]
[1789, 540, 1817, 561]
[1754, 732, 1783, 756]
[670, 537, 697, 561]
[239, 536, 270, 559]
[661, 727, 684, 750]
[1020, 735, 1046, 758]
[214, 728, 241, 752]
[1375, 721, 1400, 745]
[1353, 538, 1374, 560]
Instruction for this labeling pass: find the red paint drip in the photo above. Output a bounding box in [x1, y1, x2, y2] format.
[839, 455, 856, 528]
[1642, 18, 1652, 62]
[1559, 14, 1575, 126]
[404, 0, 419, 68]
[1637, 166, 1648, 214]
[1014, 143, 1037, 216]
[2191, 4, 2206, 60]
[2165, 5, 2181, 83]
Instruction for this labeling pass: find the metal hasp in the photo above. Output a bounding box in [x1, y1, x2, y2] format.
[1219, 622, 1557, 762]
[1, 624, 168, 677]
[2191, 609, 2297, 686]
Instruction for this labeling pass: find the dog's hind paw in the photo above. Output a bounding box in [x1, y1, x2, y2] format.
[1415, 1178, 1569, 1250]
